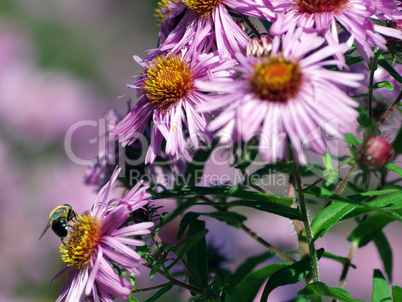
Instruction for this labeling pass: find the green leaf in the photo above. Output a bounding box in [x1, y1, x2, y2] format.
[370, 81, 393, 90]
[260, 249, 324, 300]
[305, 188, 402, 233]
[374, 232, 393, 282]
[323, 153, 339, 187]
[345, 133, 362, 147]
[356, 107, 379, 134]
[144, 282, 174, 302]
[187, 220, 209, 291]
[311, 202, 357, 240]
[168, 228, 208, 271]
[378, 57, 402, 83]
[223, 200, 303, 220]
[230, 262, 291, 302]
[298, 282, 364, 302]
[392, 286, 402, 301]
[152, 186, 302, 221]
[152, 186, 294, 205]
[393, 126, 402, 156]
[229, 251, 274, 290]
[343, 191, 402, 219]
[322, 251, 356, 268]
[128, 295, 140, 302]
[347, 214, 395, 247]
[372, 269, 391, 302]
[386, 162, 402, 177]
[149, 262, 162, 281]
[177, 211, 247, 239]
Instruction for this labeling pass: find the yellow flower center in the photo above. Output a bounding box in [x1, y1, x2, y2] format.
[60, 211, 101, 271]
[155, 0, 181, 25]
[295, 0, 349, 14]
[143, 54, 194, 113]
[249, 58, 303, 103]
[182, 0, 224, 18]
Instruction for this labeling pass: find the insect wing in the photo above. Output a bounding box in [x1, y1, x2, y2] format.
[39, 220, 51, 240]
[50, 207, 66, 220]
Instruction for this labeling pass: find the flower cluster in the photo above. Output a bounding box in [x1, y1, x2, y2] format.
[47, 0, 401, 301]
[111, 0, 401, 166]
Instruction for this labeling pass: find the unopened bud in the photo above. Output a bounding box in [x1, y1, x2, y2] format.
[357, 136, 394, 170]
[246, 35, 272, 57]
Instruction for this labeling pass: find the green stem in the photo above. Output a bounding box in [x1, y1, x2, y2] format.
[198, 195, 296, 262]
[368, 49, 382, 121]
[288, 145, 320, 288]
[150, 232, 202, 290]
[131, 282, 171, 293]
[141, 263, 203, 295]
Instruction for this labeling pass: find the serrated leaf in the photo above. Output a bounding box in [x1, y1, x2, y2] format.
[260, 249, 324, 300]
[347, 214, 394, 247]
[229, 251, 274, 290]
[392, 286, 402, 301]
[144, 282, 174, 302]
[298, 282, 364, 302]
[370, 81, 393, 90]
[230, 262, 291, 302]
[374, 232, 393, 282]
[372, 269, 391, 302]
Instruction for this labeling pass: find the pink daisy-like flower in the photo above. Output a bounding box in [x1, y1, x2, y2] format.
[157, 0, 275, 57]
[270, 0, 402, 61]
[56, 167, 153, 302]
[197, 27, 364, 164]
[112, 50, 237, 164]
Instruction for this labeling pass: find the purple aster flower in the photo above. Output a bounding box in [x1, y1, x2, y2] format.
[157, 0, 275, 57]
[112, 50, 237, 165]
[56, 167, 153, 302]
[197, 27, 364, 164]
[270, 0, 402, 61]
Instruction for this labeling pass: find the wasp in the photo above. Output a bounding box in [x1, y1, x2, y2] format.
[39, 204, 77, 246]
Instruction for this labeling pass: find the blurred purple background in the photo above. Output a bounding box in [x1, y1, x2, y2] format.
[0, 1, 401, 301]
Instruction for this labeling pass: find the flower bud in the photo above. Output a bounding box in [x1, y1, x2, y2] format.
[357, 136, 394, 170]
[246, 35, 272, 57]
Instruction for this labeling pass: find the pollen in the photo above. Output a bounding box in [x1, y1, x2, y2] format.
[155, 0, 181, 25]
[295, 0, 350, 14]
[143, 54, 194, 113]
[60, 211, 101, 271]
[182, 0, 224, 19]
[249, 57, 303, 103]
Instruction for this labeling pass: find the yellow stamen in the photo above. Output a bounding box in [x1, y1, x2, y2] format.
[143, 54, 194, 114]
[60, 211, 101, 271]
[249, 57, 303, 103]
[182, 0, 224, 19]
